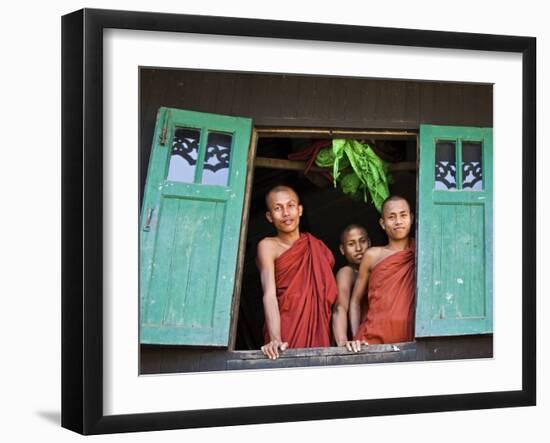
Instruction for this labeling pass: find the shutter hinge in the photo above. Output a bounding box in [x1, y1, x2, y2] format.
[159, 111, 171, 146]
[143, 207, 154, 231]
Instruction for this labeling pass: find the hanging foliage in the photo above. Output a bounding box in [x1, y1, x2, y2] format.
[315, 139, 392, 212]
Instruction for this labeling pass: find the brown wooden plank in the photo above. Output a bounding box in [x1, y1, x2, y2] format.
[415, 335, 493, 361]
[230, 73, 252, 116]
[250, 116, 420, 130]
[432, 82, 451, 125]
[254, 156, 416, 172]
[140, 337, 491, 373]
[328, 77, 347, 122]
[256, 128, 417, 139]
[159, 347, 201, 373]
[469, 84, 484, 125]
[404, 82, 421, 124]
[176, 69, 204, 111]
[198, 351, 230, 371]
[247, 74, 270, 119]
[262, 74, 283, 119]
[461, 83, 493, 127]
[358, 79, 377, 123]
[477, 84, 493, 127]
[139, 345, 163, 374]
[295, 75, 317, 120]
[458, 83, 474, 126]
[279, 74, 301, 120]
[214, 72, 237, 115]
[377, 80, 407, 123]
[343, 77, 363, 123]
[326, 348, 417, 366]
[139, 69, 159, 203]
[235, 343, 409, 360]
[226, 356, 327, 370]
[311, 76, 332, 121]
[419, 81, 436, 124]
[254, 156, 326, 172]
[448, 83, 467, 126]
[140, 71, 492, 135]
[139, 69, 155, 136]
[198, 71, 221, 113]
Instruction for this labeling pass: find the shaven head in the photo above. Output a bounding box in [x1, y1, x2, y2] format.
[264, 185, 303, 235]
[265, 185, 300, 210]
[340, 224, 370, 247]
[379, 195, 414, 241]
[381, 195, 412, 217]
[339, 223, 370, 266]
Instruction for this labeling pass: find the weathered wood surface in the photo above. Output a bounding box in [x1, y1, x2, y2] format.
[140, 108, 253, 347]
[228, 129, 259, 351]
[415, 335, 493, 361]
[416, 125, 493, 337]
[140, 336, 491, 374]
[140, 69, 492, 199]
[254, 156, 417, 172]
[235, 343, 408, 360]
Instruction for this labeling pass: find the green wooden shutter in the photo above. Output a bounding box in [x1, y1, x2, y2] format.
[416, 125, 493, 337]
[140, 107, 252, 346]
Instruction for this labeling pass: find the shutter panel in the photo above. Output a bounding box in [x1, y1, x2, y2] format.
[416, 125, 493, 337]
[140, 107, 252, 346]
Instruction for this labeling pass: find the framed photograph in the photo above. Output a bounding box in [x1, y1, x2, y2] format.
[62, 8, 536, 435]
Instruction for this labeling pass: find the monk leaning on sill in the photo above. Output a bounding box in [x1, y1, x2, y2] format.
[348, 195, 416, 351]
[256, 185, 337, 360]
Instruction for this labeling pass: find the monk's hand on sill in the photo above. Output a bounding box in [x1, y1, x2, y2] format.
[344, 340, 368, 353]
[261, 340, 288, 360]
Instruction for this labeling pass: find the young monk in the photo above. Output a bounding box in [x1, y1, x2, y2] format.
[348, 195, 416, 351]
[257, 185, 338, 359]
[332, 224, 370, 351]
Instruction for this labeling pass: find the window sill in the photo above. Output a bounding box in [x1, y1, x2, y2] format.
[140, 335, 492, 374]
[234, 343, 410, 360]
[225, 342, 417, 370]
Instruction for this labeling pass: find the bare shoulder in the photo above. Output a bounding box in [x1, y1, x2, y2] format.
[361, 247, 385, 270]
[257, 237, 280, 264]
[336, 266, 356, 290]
[364, 246, 383, 260]
[258, 237, 277, 254]
[336, 265, 354, 281]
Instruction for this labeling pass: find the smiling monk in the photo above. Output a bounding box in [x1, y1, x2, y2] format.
[348, 195, 416, 350]
[256, 185, 337, 359]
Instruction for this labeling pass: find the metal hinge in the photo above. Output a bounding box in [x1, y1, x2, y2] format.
[143, 207, 154, 231]
[159, 111, 171, 146]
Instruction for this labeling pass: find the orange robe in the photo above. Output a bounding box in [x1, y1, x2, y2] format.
[354, 242, 416, 344]
[265, 232, 337, 348]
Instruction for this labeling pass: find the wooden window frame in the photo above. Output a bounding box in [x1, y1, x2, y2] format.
[228, 127, 419, 352]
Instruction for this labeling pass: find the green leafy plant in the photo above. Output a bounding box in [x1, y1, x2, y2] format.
[315, 139, 391, 212]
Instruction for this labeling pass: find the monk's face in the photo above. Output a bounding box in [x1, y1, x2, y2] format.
[379, 198, 413, 240]
[265, 189, 303, 234]
[339, 228, 369, 266]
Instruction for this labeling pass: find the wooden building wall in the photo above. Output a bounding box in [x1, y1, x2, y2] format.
[139, 68, 493, 372]
[139, 68, 493, 197]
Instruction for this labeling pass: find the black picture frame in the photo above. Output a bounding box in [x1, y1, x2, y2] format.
[61, 8, 536, 435]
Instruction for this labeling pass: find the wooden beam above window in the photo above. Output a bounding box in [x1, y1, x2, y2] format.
[254, 156, 417, 172]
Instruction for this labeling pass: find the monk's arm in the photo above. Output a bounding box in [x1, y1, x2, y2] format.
[332, 267, 353, 346]
[349, 252, 372, 337]
[257, 240, 287, 359]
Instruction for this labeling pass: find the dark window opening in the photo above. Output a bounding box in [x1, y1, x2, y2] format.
[235, 134, 418, 351]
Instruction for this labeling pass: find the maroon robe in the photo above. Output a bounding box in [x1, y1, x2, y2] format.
[264, 232, 337, 348]
[354, 242, 416, 344]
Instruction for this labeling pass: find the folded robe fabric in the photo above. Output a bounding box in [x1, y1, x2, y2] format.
[265, 232, 338, 348]
[354, 241, 416, 344]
